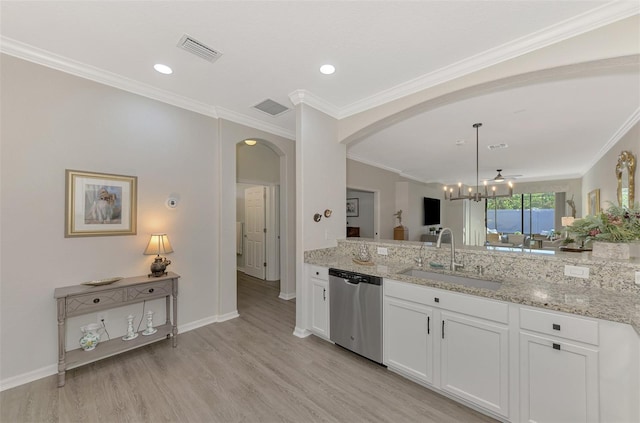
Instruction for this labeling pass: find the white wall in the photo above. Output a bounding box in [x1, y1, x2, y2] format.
[0, 55, 219, 384]
[347, 159, 399, 239]
[237, 142, 280, 184]
[295, 103, 343, 334]
[582, 121, 639, 215]
[346, 189, 374, 238]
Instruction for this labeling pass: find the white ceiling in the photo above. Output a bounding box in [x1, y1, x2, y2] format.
[2, 1, 639, 185]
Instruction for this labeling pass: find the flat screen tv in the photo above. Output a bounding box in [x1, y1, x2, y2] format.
[423, 197, 441, 226]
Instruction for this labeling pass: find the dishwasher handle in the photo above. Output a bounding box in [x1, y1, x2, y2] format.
[341, 278, 360, 286]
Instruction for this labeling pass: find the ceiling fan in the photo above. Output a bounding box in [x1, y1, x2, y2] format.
[488, 169, 522, 182]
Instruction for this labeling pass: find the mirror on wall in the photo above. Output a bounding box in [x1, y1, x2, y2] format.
[616, 151, 636, 208]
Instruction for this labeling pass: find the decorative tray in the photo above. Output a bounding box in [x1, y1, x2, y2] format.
[81, 277, 123, 286]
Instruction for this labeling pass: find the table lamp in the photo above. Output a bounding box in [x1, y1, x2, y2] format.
[144, 234, 173, 277]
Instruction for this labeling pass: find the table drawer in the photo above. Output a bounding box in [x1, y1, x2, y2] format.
[126, 280, 172, 301]
[520, 307, 599, 345]
[66, 290, 124, 316]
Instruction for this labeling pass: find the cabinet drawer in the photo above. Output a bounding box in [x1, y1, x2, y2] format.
[126, 280, 172, 301]
[309, 265, 328, 281]
[66, 290, 124, 316]
[385, 279, 508, 324]
[520, 307, 599, 345]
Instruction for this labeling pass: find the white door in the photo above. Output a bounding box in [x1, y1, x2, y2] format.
[439, 311, 510, 418]
[244, 186, 266, 279]
[384, 297, 434, 385]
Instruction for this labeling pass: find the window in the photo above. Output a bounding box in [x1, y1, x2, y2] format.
[486, 193, 556, 236]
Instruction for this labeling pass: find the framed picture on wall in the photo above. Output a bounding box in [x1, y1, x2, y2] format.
[346, 198, 359, 217]
[587, 189, 600, 216]
[65, 169, 137, 237]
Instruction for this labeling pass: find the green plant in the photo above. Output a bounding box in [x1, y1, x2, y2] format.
[568, 203, 640, 243]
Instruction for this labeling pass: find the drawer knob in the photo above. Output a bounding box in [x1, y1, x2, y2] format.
[552, 323, 561, 331]
[93, 298, 100, 304]
[434, 297, 440, 303]
[316, 272, 319, 275]
[148, 288, 154, 293]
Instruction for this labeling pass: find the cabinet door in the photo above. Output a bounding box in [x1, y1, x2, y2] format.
[520, 332, 599, 423]
[310, 278, 329, 338]
[440, 311, 509, 418]
[384, 297, 434, 385]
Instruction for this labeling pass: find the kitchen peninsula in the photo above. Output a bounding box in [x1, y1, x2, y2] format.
[304, 238, 640, 423]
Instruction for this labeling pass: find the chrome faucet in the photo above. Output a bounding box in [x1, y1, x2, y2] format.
[415, 242, 426, 267]
[436, 228, 464, 271]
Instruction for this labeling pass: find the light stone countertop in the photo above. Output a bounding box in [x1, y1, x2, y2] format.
[306, 250, 640, 334]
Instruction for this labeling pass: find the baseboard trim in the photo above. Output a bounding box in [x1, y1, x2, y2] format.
[178, 315, 219, 333]
[293, 327, 312, 338]
[217, 310, 240, 322]
[2, 312, 241, 391]
[279, 292, 296, 300]
[0, 364, 57, 392]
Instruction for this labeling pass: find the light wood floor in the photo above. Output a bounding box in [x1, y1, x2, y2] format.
[1, 272, 496, 423]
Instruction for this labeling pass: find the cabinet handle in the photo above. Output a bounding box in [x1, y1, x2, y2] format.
[148, 288, 154, 293]
[316, 271, 319, 275]
[552, 323, 560, 331]
[434, 297, 440, 303]
[427, 316, 430, 334]
[93, 298, 100, 304]
[553, 343, 561, 350]
[323, 288, 326, 301]
[442, 321, 445, 339]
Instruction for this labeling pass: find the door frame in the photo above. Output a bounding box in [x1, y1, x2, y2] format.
[346, 186, 380, 239]
[218, 120, 296, 321]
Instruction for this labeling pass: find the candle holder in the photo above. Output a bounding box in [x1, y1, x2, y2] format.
[122, 314, 139, 341]
[142, 310, 157, 336]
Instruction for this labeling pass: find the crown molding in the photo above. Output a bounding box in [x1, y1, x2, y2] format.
[336, 2, 640, 119]
[216, 107, 295, 140]
[1, 36, 219, 119]
[288, 89, 340, 118]
[582, 106, 640, 176]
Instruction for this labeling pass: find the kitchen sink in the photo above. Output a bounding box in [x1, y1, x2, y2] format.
[399, 268, 502, 291]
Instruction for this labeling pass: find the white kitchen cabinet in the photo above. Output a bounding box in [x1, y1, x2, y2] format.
[308, 265, 329, 339]
[440, 311, 509, 418]
[519, 332, 599, 423]
[519, 307, 600, 423]
[384, 279, 510, 419]
[384, 296, 434, 385]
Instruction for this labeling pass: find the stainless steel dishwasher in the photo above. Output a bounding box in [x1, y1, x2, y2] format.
[329, 268, 383, 364]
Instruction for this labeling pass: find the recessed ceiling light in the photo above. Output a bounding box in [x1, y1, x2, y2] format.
[154, 64, 173, 75]
[244, 139, 257, 146]
[455, 140, 465, 146]
[320, 64, 335, 75]
[488, 143, 509, 150]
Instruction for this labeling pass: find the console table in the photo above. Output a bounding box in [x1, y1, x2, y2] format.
[53, 272, 179, 387]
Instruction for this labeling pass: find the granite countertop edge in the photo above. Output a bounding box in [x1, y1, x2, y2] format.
[306, 254, 640, 334]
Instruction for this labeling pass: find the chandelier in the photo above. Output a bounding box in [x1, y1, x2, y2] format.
[444, 123, 513, 202]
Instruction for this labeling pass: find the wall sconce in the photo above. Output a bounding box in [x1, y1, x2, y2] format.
[143, 234, 174, 277]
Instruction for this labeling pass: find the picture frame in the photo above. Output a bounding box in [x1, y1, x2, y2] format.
[587, 188, 600, 216]
[65, 170, 137, 237]
[346, 198, 359, 217]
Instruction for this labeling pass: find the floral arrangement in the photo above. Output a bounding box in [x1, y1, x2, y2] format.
[568, 203, 640, 243]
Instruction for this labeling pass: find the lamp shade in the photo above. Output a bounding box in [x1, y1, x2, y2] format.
[144, 234, 174, 255]
[561, 216, 575, 227]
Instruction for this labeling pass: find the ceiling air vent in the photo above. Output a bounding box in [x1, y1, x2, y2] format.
[177, 34, 222, 63]
[253, 99, 290, 117]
